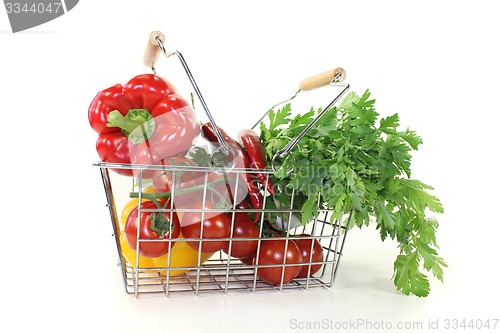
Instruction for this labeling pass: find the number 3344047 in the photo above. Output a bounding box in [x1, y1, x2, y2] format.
[5, 2, 63, 14]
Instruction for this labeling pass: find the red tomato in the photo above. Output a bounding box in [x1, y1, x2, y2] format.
[239, 255, 255, 265]
[181, 201, 232, 253]
[153, 157, 247, 211]
[231, 197, 257, 222]
[205, 172, 248, 209]
[223, 214, 259, 259]
[204, 172, 234, 207]
[256, 238, 302, 285]
[124, 200, 181, 258]
[293, 234, 324, 277]
[152, 156, 206, 208]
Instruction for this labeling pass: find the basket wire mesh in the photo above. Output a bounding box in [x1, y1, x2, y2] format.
[94, 162, 352, 298]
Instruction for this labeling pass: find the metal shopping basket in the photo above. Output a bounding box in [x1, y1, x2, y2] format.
[93, 31, 353, 298]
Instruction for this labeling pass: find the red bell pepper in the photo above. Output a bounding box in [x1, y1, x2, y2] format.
[89, 74, 200, 177]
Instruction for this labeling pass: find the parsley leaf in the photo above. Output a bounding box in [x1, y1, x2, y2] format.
[259, 89, 445, 297]
[188, 146, 211, 166]
[268, 103, 292, 131]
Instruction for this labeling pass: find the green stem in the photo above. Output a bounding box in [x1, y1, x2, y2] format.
[150, 212, 173, 238]
[129, 176, 234, 201]
[106, 109, 155, 144]
[207, 182, 229, 205]
[130, 191, 172, 201]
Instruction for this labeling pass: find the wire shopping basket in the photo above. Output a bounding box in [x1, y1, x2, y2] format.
[93, 31, 353, 298]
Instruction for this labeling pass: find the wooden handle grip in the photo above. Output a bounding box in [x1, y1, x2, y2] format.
[299, 67, 346, 91]
[143, 31, 166, 69]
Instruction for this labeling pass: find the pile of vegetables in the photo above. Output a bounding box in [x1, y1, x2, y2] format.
[90, 73, 445, 297]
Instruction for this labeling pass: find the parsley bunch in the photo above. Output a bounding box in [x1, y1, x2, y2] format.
[259, 90, 446, 297]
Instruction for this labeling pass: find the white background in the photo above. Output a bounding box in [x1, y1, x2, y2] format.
[1, 1, 499, 332]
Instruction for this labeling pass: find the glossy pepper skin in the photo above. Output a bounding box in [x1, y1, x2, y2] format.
[238, 129, 274, 195]
[89, 74, 201, 177]
[201, 123, 263, 223]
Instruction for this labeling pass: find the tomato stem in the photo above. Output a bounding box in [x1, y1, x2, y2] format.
[129, 176, 235, 203]
[149, 212, 173, 238]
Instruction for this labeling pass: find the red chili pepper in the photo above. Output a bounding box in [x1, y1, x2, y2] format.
[238, 129, 274, 195]
[88, 74, 200, 177]
[201, 123, 263, 223]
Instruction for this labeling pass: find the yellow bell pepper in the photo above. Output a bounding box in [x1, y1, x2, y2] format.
[120, 232, 213, 276]
[152, 233, 214, 277]
[119, 233, 158, 270]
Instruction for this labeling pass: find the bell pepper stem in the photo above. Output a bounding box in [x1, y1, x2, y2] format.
[106, 109, 156, 144]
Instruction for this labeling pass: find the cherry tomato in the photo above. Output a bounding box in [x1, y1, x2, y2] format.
[204, 172, 248, 210]
[222, 214, 259, 259]
[181, 201, 232, 253]
[256, 238, 302, 285]
[231, 197, 257, 222]
[152, 156, 206, 208]
[152, 157, 246, 210]
[120, 186, 156, 231]
[293, 234, 324, 277]
[124, 200, 181, 258]
[239, 255, 255, 265]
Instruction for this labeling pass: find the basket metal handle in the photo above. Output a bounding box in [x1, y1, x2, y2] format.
[144, 32, 349, 174]
[269, 69, 350, 172]
[143, 31, 232, 158]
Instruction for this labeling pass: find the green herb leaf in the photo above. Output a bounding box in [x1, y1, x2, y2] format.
[189, 146, 211, 166]
[259, 89, 445, 297]
[301, 193, 318, 224]
[380, 114, 400, 130]
[268, 103, 292, 131]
